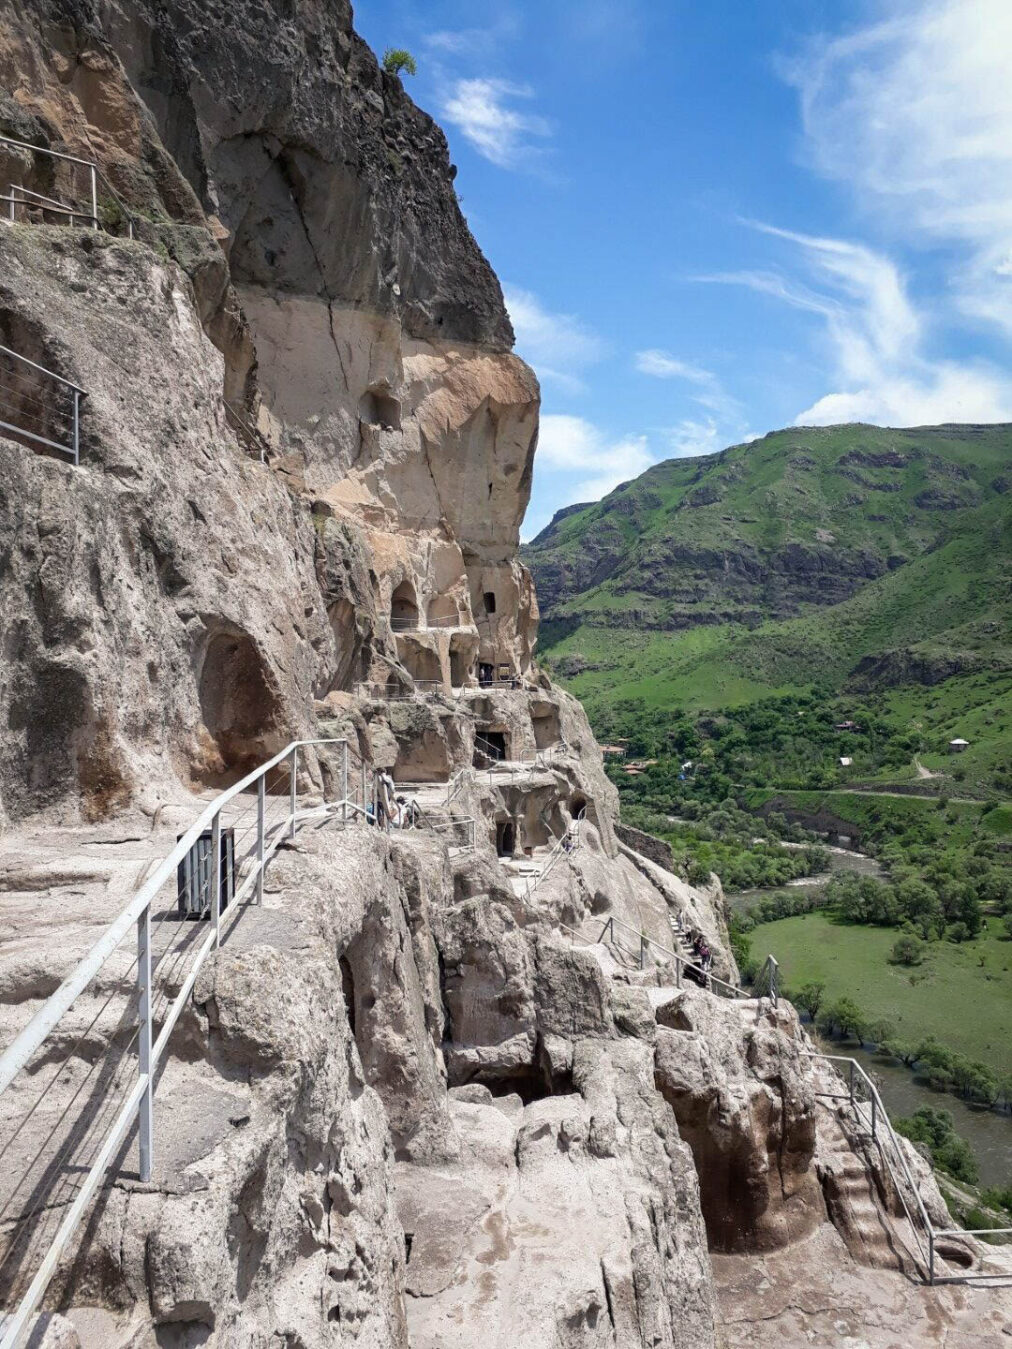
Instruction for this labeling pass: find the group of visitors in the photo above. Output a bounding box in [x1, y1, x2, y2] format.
[366, 769, 422, 831]
[688, 930, 713, 971]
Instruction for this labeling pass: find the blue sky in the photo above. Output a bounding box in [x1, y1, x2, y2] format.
[353, 0, 1012, 537]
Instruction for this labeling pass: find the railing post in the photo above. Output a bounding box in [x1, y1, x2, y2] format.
[136, 906, 152, 1183]
[639, 935, 646, 970]
[289, 745, 297, 839]
[256, 773, 265, 905]
[871, 1091, 877, 1141]
[71, 388, 80, 466]
[928, 1229, 935, 1285]
[848, 1058, 855, 1110]
[89, 163, 98, 230]
[341, 741, 348, 825]
[676, 954, 682, 989]
[211, 811, 222, 949]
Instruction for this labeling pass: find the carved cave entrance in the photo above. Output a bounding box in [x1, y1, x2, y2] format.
[496, 820, 515, 857]
[391, 580, 419, 630]
[198, 630, 281, 783]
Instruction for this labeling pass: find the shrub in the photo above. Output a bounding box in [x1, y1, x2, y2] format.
[895, 1106, 979, 1184]
[890, 933, 925, 966]
[792, 981, 826, 1019]
[383, 47, 417, 76]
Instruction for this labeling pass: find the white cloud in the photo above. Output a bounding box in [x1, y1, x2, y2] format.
[785, 0, 1012, 337]
[440, 78, 551, 170]
[708, 224, 1012, 428]
[505, 287, 605, 393]
[537, 414, 654, 502]
[661, 418, 722, 458]
[634, 347, 743, 420]
[634, 350, 715, 384]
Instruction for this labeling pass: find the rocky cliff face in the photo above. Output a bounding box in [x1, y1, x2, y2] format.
[0, 4, 1008, 1347]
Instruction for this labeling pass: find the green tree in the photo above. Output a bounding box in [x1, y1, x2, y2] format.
[383, 47, 417, 76]
[889, 933, 925, 966]
[793, 981, 826, 1019]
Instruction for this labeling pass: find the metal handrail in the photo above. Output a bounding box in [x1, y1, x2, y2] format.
[0, 134, 136, 238]
[599, 908, 752, 998]
[3, 186, 97, 228]
[0, 736, 369, 1347]
[0, 342, 85, 464]
[804, 1052, 1006, 1283]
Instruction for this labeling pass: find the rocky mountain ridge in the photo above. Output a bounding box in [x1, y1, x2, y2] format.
[524, 423, 1012, 708]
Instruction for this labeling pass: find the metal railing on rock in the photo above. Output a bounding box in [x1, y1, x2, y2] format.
[0, 344, 84, 465]
[0, 134, 136, 238]
[446, 768, 474, 807]
[0, 737, 373, 1348]
[807, 1052, 1006, 1285]
[223, 400, 271, 464]
[356, 680, 446, 701]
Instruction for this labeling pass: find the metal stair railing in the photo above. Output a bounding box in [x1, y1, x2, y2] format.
[0, 344, 85, 464]
[0, 737, 373, 1348]
[446, 768, 474, 807]
[522, 810, 584, 899]
[0, 134, 137, 238]
[804, 1052, 1008, 1284]
[356, 680, 445, 701]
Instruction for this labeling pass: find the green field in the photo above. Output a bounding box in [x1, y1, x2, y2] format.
[759, 911, 1012, 1074]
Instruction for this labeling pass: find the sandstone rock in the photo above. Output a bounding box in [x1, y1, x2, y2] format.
[654, 999, 824, 1253]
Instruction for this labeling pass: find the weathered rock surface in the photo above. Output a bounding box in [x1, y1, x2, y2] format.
[2, 4, 1012, 1348]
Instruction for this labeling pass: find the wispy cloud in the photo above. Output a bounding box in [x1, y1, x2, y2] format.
[423, 14, 521, 61]
[440, 79, 551, 170]
[505, 286, 605, 394]
[784, 0, 1012, 339]
[707, 224, 1012, 426]
[634, 348, 743, 420]
[635, 350, 715, 384]
[534, 413, 655, 509]
[661, 418, 723, 458]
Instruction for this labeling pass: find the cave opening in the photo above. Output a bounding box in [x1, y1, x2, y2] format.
[198, 630, 281, 783]
[495, 820, 515, 857]
[390, 580, 419, 630]
[359, 387, 401, 431]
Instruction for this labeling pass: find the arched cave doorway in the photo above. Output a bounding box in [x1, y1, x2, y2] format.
[496, 820, 516, 857]
[391, 580, 419, 631]
[198, 630, 281, 782]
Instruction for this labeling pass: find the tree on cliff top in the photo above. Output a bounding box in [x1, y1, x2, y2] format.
[383, 48, 417, 77]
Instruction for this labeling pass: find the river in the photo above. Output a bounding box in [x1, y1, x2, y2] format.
[728, 843, 1012, 1184]
[727, 841, 883, 914]
[817, 1037, 1012, 1188]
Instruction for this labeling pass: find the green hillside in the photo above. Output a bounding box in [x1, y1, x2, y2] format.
[524, 423, 1012, 729]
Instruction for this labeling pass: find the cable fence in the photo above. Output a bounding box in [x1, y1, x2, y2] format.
[0, 345, 84, 464]
[0, 134, 136, 238]
[0, 738, 371, 1347]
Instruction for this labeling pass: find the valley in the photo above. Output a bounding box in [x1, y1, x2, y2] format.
[526, 423, 1012, 1189]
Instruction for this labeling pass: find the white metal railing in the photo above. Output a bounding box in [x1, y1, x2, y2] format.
[807, 1053, 1001, 1285]
[0, 343, 85, 464]
[407, 814, 477, 853]
[446, 767, 474, 806]
[0, 134, 136, 238]
[356, 679, 446, 701]
[522, 810, 584, 900]
[0, 737, 374, 1347]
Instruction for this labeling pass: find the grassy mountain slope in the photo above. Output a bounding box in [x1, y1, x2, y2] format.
[524, 423, 1012, 721]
